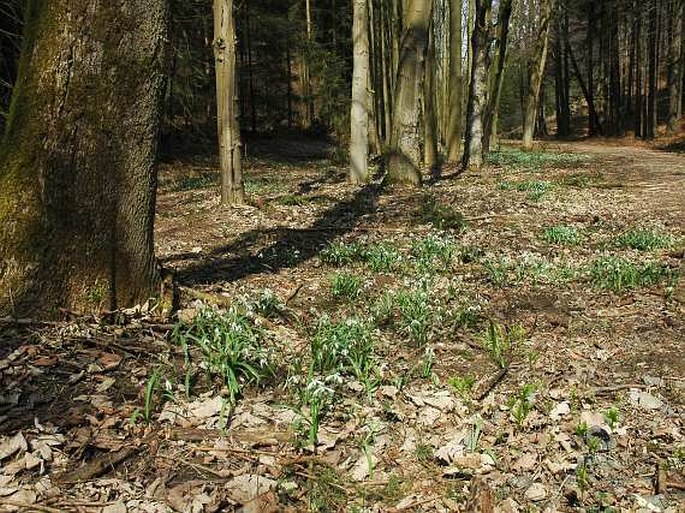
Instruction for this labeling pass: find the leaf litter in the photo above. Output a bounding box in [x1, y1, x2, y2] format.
[0, 139, 684, 512]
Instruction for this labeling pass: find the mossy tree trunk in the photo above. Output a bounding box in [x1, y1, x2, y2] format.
[0, 0, 169, 317]
[386, 0, 433, 186]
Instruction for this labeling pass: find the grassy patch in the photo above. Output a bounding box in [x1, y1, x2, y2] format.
[488, 148, 590, 171]
[330, 272, 363, 299]
[557, 172, 602, 188]
[614, 229, 674, 251]
[542, 225, 582, 245]
[365, 242, 402, 273]
[589, 256, 675, 293]
[410, 234, 458, 273]
[498, 180, 554, 201]
[172, 173, 216, 191]
[320, 240, 366, 266]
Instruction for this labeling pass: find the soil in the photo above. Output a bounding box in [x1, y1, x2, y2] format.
[0, 137, 683, 512]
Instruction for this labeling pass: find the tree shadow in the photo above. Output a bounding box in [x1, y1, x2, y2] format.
[170, 183, 382, 286]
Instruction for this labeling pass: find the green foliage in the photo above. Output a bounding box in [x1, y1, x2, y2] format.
[320, 240, 365, 266]
[589, 256, 674, 293]
[172, 308, 273, 403]
[365, 242, 402, 273]
[479, 321, 526, 369]
[173, 173, 216, 191]
[488, 148, 590, 170]
[329, 272, 363, 299]
[310, 316, 377, 393]
[291, 375, 338, 447]
[419, 195, 467, 232]
[394, 288, 432, 346]
[448, 375, 476, 398]
[604, 406, 620, 430]
[254, 288, 285, 318]
[574, 421, 589, 437]
[498, 179, 554, 201]
[614, 229, 674, 251]
[509, 383, 537, 426]
[542, 225, 582, 245]
[411, 234, 457, 273]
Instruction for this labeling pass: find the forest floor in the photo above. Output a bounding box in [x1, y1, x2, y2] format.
[1, 136, 684, 512]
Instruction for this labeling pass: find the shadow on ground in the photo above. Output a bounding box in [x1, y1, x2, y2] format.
[167, 184, 382, 286]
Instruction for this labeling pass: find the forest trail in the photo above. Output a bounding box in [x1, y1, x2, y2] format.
[553, 141, 685, 220]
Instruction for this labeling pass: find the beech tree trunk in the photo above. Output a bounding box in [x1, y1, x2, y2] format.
[214, 0, 245, 204]
[386, 0, 433, 186]
[522, 0, 554, 150]
[0, 0, 168, 316]
[350, 0, 371, 183]
[446, 0, 463, 163]
[462, 0, 493, 170]
[424, 17, 438, 171]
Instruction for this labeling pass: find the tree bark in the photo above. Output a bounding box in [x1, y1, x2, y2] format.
[350, 0, 371, 183]
[482, 0, 513, 153]
[446, 0, 463, 162]
[461, 0, 493, 170]
[522, 0, 554, 150]
[0, 0, 168, 316]
[424, 16, 438, 171]
[214, 0, 245, 205]
[386, 0, 433, 186]
[667, 0, 683, 133]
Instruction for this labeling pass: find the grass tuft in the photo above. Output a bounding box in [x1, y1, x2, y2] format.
[614, 229, 674, 251]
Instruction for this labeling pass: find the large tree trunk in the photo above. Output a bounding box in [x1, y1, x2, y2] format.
[0, 0, 168, 317]
[446, 0, 463, 163]
[522, 0, 554, 150]
[461, 0, 493, 170]
[667, 0, 683, 133]
[214, 0, 245, 205]
[386, 0, 433, 186]
[350, 0, 371, 183]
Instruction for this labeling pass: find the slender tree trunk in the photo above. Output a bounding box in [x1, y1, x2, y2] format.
[646, 0, 658, 139]
[568, 37, 603, 137]
[522, 0, 554, 150]
[214, 0, 244, 205]
[462, 0, 492, 170]
[424, 16, 439, 170]
[635, 3, 644, 138]
[245, 1, 257, 133]
[446, 0, 463, 162]
[304, 0, 314, 127]
[482, 0, 513, 153]
[350, 0, 371, 183]
[0, 0, 168, 316]
[386, 0, 433, 185]
[667, 0, 683, 133]
[554, 0, 571, 138]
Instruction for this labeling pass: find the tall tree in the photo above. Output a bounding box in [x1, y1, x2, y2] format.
[214, 0, 245, 204]
[522, 0, 555, 150]
[424, 16, 439, 170]
[667, 0, 683, 133]
[386, 0, 433, 185]
[462, 0, 493, 170]
[0, 0, 169, 316]
[482, 0, 513, 153]
[350, 0, 371, 183]
[446, 0, 463, 162]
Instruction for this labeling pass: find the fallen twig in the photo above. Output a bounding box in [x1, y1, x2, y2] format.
[475, 367, 509, 401]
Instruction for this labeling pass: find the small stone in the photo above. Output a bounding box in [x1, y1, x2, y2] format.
[629, 390, 663, 410]
[550, 401, 570, 420]
[643, 375, 664, 387]
[524, 483, 547, 502]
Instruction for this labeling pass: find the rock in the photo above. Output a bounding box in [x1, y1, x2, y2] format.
[643, 376, 664, 387]
[524, 483, 547, 502]
[549, 401, 570, 420]
[629, 390, 663, 410]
